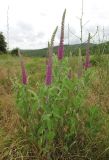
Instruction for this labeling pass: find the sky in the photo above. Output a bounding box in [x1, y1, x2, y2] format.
[0, 0, 109, 49]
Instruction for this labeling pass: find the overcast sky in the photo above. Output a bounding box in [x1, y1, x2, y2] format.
[0, 0, 109, 49]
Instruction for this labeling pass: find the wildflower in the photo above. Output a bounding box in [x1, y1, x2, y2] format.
[21, 60, 27, 85]
[45, 62, 52, 85]
[45, 27, 58, 85]
[84, 33, 91, 70]
[58, 9, 66, 60]
[78, 48, 83, 78]
[58, 46, 64, 60]
[18, 49, 27, 85]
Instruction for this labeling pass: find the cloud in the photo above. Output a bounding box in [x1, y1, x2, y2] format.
[1, 0, 109, 49]
[36, 32, 45, 39]
[9, 21, 46, 49]
[8, 19, 109, 50]
[40, 12, 47, 17]
[56, 25, 76, 44]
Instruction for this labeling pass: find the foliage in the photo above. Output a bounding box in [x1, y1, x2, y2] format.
[12, 54, 109, 159]
[10, 48, 19, 56]
[0, 32, 7, 53]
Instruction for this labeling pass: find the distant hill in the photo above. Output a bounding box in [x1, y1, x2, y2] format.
[21, 42, 109, 57]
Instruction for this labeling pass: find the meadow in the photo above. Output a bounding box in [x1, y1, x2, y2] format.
[1, 9, 109, 160]
[0, 52, 109, 160]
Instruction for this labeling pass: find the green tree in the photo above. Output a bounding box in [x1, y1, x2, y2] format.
[0, 32, 7, 53]
[10, 48, 19, 56]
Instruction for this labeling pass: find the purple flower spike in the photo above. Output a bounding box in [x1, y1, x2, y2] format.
[45, 27, 58, 86]
[84, 48, 91, 70]
[45, 63, 52, 85]
[21, 60, 27, 85]
[84, 33, 92, 70]
[58, 46, 64, 60]
[18, 49, 27, 85]
[78, 48, 83, 78]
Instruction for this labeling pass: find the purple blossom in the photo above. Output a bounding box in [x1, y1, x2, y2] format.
[84, 33, 91, 70]
[84, 48, 91, 70]
[78, 48, 83, 78]
[58, 46, 64, 60]
[18, 49, 27, 85]
[45, 27, 58, 86]
[21, 60, 27, 85]
[45, 62, 52, 85]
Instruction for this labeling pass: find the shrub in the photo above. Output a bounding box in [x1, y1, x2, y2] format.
[10, 48, 19, 56]
[0, 32, 7, 53]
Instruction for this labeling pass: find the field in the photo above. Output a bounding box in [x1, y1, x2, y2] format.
[0, 52, 109, 160]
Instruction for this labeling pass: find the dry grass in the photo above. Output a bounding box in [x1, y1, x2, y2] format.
[1, 54, 109, 159]
[86, 67, 109, 113]
[0, 55, 46, 160]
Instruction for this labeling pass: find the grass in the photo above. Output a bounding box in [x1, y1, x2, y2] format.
[0, 55, 46, 159]
[0, 54, 109, 160]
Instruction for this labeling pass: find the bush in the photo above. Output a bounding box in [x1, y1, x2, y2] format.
[0, 32, 7, 53]
[10, 48, 19, 56]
